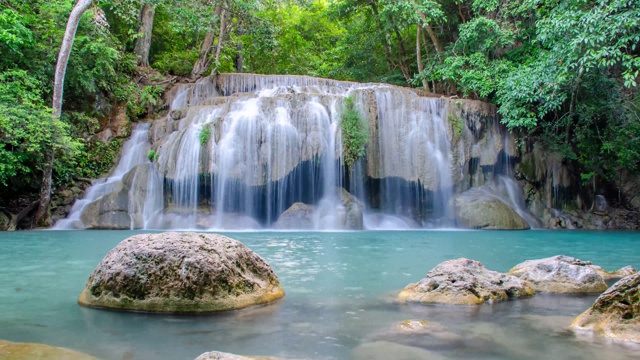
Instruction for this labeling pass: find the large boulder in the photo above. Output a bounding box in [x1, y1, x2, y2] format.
[397, 258, 534, 305]
[454, 190, 529, 230]
[338, 187, 364, 230]
[80, 182, 131, 230]
[571, 272, 640, 343]
[273, 202, 315, 230]
[78, 232, 284, 312]
[509, 255, 608, 293]
[0, 340, 97, 360]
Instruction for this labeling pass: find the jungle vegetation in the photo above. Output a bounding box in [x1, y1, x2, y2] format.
[0, 0, 638, 226]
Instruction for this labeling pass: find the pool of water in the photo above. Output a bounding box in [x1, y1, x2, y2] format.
[0, 230, 639, 359]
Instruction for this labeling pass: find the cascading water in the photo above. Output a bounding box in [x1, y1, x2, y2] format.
[59, 73, 520, 230]
[53, 123, 152, 229]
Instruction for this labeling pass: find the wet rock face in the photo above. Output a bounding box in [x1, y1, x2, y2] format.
[509, 255, 608, 293]
[273, 202, 315, 229]
[571, 272, 640, 343]
[78, 232, 284, 312]
[397, 258, 534, 305]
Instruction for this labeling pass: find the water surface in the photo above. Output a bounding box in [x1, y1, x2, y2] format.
[0, 230, 638, 359]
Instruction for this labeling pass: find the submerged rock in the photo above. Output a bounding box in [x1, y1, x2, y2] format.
[509, 255, 608, 293]
[454, 189, 529, 230]
[571, 272, 640, 343]
[195, 351, 282, 360]
[0, 340, 97, 360]
[78, 232, 284, 312]
[397, 258, 534, 305]
[273, 202, 315, 230]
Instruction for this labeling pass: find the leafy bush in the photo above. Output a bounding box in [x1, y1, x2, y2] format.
[340, 96, 368, 166]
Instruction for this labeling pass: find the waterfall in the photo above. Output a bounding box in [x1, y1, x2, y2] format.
[53, 123, 152, 229]
[58, 73, 522, 230]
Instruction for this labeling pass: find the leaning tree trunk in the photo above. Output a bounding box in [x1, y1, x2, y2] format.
[234, 20, 243, 73]
[211, 8, 227, 75]
[416, 27, 429, 90]
[134, 2, 156, 67]
[36, 0, 93, 227]
[191, 5, 221, 79]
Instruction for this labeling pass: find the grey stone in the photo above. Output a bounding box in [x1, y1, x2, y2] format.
[454, 190, 529, 230]
[398, 258, 534, 305]
[509, 255, 608, 293]
[273, 202, 315, 230]
[78, 232, 285, 312]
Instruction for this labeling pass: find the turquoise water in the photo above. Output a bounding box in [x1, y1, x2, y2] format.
[0, 230, 639, 359]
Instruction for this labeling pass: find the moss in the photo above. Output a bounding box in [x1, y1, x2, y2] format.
[200, 125, 211, 145]
[448, 113, 464, 142]
[340, 96, 368, 166]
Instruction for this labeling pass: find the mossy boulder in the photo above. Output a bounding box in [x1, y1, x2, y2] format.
[397, 258, 534, 305]
[0, 340, 97, 360]
[509, 255, 609, 294]
[454, 191, 529, 230]
[78, 232, 284, 312]
[571, 272, 640, 343]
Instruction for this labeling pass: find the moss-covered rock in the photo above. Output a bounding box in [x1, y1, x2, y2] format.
[78, 232, 284, 312]
[571, 272, 640, 343]
[454, 190, 529, 230]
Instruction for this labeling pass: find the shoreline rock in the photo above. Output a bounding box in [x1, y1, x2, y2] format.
[509, 255, 610, 294]
[397, 258, 534, 305]
[571, 272, 640, 343]
[78, 232, 284, 312]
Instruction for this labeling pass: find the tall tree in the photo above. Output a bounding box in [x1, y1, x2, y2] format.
[190, 3, 222, 78]
[35, 0, 93, 226]
[134, 1, 156, 67]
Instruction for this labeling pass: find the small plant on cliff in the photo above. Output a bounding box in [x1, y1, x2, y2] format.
[199, 125, 211, 145]
[147, 149, 158, 162]
[340, 96, 368, 166]
[448, 114, 464, 142]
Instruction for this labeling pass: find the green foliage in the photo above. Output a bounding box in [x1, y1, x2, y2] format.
[448, 114, 464, 142]
[340, 96, 368, 166]
[199, 125, 211, 145]
[116, 84, 164, 119]
[0, 69, 81, 189]
[147, 149, 158, 162]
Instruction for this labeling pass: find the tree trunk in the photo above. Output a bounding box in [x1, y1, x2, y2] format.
[415, 9, 443, 60]
[235, 21, 243, 73]
[134, 2, 156, 67]
[38, 0, 92, 227]
[211, 8, 227, 75]
[389, 19, 412, 83]
[416, 26, 428, 89]
[8, 201, 39, 231]
[369, 1, 394, 72]
[191, 5, 221, 79]
[52, 0, 93, 118]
